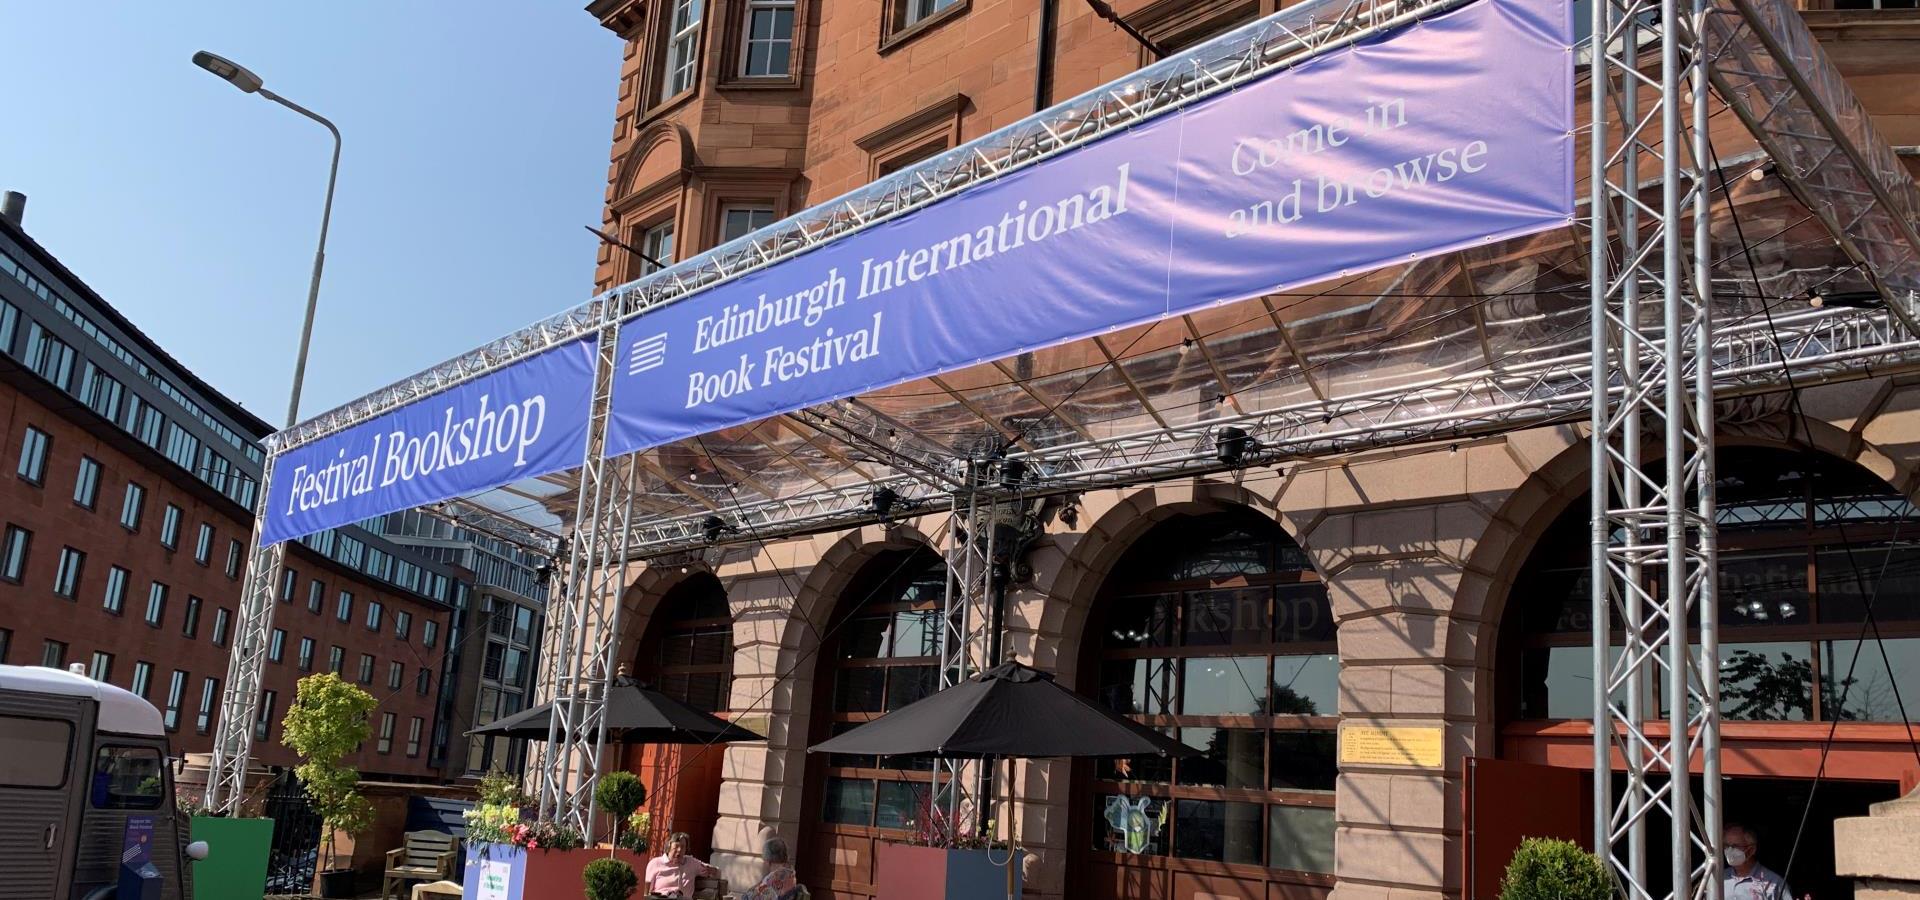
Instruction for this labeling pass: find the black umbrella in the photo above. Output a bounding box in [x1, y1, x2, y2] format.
[468, 676, 764, 745]
[807, 661, 1193, 759]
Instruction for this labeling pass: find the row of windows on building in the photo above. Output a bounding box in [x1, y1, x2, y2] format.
[0, 625, 424, 756]
[641, 0, 962, 105]
[374, 510, 551, 602]
[1, 258, 462, 610]
[273, 565, 443, 649]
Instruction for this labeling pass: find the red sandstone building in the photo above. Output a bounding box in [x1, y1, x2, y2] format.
[573, 2, 1920, 899]
[0, 199, 460, 781]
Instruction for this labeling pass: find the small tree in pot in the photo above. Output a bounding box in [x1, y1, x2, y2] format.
[582, 857, 639, 900]
[1499, 837, 1613, 900]
[281, 673, 378, 898]
[594, 772, 649, 854]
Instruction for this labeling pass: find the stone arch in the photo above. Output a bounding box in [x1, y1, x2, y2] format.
[1016, 478, 1286, 681]
[614, 120, 696, 202]
[1468, 410, 1920, 674]
[615, 560, 718, 671]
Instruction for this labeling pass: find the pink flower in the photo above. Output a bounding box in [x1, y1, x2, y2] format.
[527, 840, 539, 850]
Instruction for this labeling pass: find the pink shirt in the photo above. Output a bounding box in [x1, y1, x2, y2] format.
[643, 854, 714, 898]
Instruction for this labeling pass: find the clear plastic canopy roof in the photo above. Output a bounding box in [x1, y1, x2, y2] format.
[274, 0, 1920, 560]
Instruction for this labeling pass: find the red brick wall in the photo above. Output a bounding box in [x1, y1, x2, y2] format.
[0, 371, 448, 780]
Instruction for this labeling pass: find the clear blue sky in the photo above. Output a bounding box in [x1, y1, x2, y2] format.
[0, 3, 619, 425]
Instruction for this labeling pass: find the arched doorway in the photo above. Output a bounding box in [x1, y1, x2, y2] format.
[1070, 510, 1340, 900]
[624, 572, 734, 859]
[1494, 446, 1920, 898]
[799, 545, 946, 900]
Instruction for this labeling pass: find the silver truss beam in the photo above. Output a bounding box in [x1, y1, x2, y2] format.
[623, 304, 1919, 558]
[932, 480, 998, 830]
[420, 497, 563, 559]
[205, 455, 287, 813]
[1589, 0, 1720, 896]
[265, 0, 1472, 457]
[536, 321, 638, 837]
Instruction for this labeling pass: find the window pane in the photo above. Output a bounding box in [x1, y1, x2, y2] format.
[1719, 642, 1814, 721]
[1098, 658, 1176, 717]
[1269, 653, 1339, 716]
[835, 667, 885, 713]
[89, 746, 164, 809]
[1275, 583, 1338, 643]
[1102, 594, 1173, 649]
[1818, 546, 1920, 625]
[884, 665, 937, 711]
[0, 717, 73, 788]
[1181, 657, 1266, 716]
[1173, 799, 1263, 864]
[822, 776, 875, 825]
[840, 616, 890, 659]
[1098, 729, 1174, 785]
[1269, 804, 1336, 873]
[1176, 727, 1264, 788]
[1184, 588, 1270, 646]
[1269, 730, 1338, 792]
[875, 780, 923, 829]
[1719, 551, 1811, 627]
[1093, 794, 1168, 856]
[891, 610, 938, 658]
[1822, 637, 1920, 722]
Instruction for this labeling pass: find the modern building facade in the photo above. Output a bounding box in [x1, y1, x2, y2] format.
[577, 2, 1920, 899]
[373, 507, 551, 777]
[0, 198, 466, 781]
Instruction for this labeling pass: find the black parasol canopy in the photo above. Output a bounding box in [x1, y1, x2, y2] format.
[807, 661, 1193, 759]
[468, 676, 764, 745]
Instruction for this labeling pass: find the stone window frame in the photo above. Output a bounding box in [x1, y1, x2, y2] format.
[604, 0, 712, 128]
[856, 93, 970, 183]
[610, 166, 686, 283]
[879, 0, 969, 54]
[695, 167, 801, 249]
[719, 0, 811, 90]
[1126, 0, 1278, 66]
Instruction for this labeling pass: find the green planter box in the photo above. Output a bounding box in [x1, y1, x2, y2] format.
[189, 816, 274, 900]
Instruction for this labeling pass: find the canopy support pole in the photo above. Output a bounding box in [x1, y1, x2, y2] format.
[1588, 0, 1723, 895]
[205, 455, 288, 812]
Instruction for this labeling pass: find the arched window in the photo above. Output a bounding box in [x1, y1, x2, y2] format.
[813, 547, 946, 831]
[639, 573, 733, 712]
[1506, 447, 1920, 724]
[1080, 511, 1339, 893]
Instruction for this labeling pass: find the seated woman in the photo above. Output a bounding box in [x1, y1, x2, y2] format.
[643, 832, 718, 899]
[741, 834, 802, 900]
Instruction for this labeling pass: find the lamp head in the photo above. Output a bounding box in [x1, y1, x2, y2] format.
[192, 51, 264, 94]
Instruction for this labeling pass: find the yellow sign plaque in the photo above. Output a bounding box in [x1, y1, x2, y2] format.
[1340, 723, 1445, 768]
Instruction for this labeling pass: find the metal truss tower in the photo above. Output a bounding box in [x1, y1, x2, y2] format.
[1588, 0, 1722, 895]
[932, 463, 1011, 829]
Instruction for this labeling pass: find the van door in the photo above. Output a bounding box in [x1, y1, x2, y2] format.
[0, 691, 92, 900]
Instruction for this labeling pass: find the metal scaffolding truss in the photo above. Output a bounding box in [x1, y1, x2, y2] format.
[200, 6, 1920, 886]
[1588, 0, 1717, 892]
[205, 455, 287, 813]
[620, 303, 1920, 557]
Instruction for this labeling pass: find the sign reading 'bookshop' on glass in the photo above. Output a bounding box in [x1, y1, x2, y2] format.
[259, 339, 597, 546]
[602, 0, 1574, 457]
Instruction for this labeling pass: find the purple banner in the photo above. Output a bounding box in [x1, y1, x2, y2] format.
[604, 0, 1572, 457]
[261, 338, 597, 545]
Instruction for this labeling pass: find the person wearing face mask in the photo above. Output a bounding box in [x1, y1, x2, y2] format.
[1723, 824, 1800, 900]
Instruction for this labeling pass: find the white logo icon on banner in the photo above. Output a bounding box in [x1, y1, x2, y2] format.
[628, 333, 668, 375]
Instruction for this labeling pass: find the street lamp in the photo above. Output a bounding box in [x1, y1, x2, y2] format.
[192, 51, 341, 428]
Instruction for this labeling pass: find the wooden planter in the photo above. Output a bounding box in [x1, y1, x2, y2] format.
[875, 842, 1025, 900]
[464, 843, 648, 899]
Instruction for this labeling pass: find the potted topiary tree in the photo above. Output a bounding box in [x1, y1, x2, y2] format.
[582, 856, 640, 900]
[1499, 837, 1613, 900]
[594, 772, 649, 855]
[280, 673, 379, 899]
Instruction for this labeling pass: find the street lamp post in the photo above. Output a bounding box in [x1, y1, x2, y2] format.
[192, 51, 340, 428]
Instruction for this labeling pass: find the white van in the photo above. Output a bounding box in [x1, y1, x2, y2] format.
[0, 663, 204, 900]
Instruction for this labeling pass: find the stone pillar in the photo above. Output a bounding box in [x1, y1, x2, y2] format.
[1277, 431, 1569, 900]
[1835, 787, 1920, 900]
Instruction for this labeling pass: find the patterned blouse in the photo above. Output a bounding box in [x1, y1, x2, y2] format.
[741, 864, 800, 900]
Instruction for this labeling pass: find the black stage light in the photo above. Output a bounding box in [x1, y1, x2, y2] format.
[1215, 426, 1256, 465]
[873, 487, 899, 516]
[702, 515, 731, 543]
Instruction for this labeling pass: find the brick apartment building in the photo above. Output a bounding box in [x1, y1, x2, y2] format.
[569, 2, 1920, 899]
[0, 197, 465, 781]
